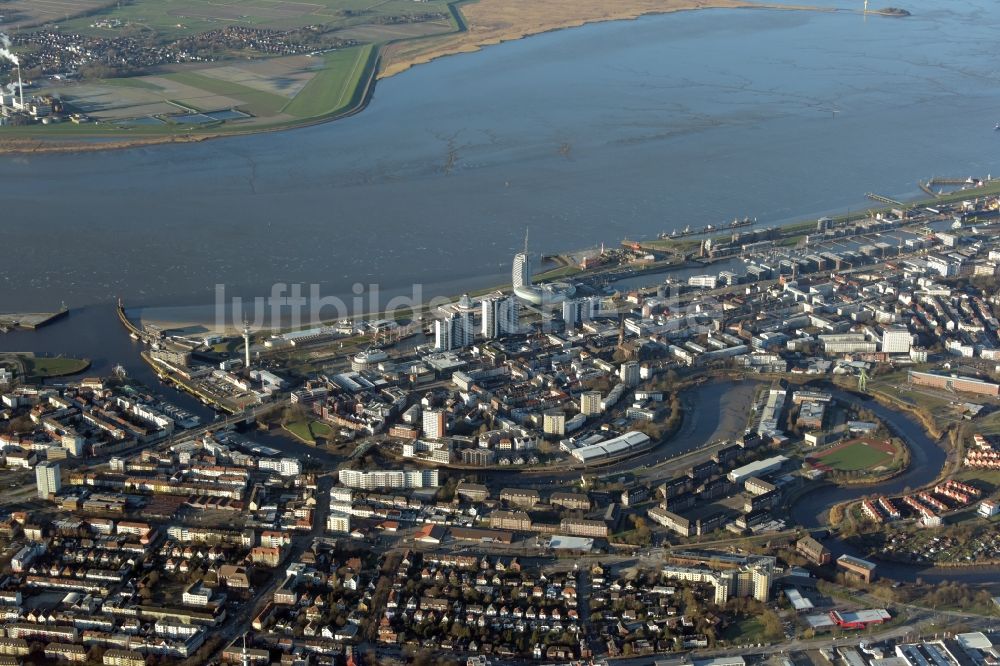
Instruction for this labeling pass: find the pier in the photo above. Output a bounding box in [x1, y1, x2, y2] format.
[116, 298, 142, 337]
[918, 177, 981, 198]
[655, 217, 755, 241]
[918, 181, 937, 198]
[116, 298, 161, 344]
[865, 192, 903, 206]
[0, 307, 69, 331]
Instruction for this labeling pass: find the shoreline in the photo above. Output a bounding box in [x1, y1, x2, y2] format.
[126, 175, 1000, 336]
[377, 1, 829, 79]
[0, 0, 840, 156]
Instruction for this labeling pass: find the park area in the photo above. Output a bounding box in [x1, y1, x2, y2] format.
[0, 353, 90, 381]
[807, 438, 899, 473]
[282, 414, 334, 445]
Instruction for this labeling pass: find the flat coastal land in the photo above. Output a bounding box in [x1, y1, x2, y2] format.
[380, 0, 786, 77]
[0, 0, 835, 154]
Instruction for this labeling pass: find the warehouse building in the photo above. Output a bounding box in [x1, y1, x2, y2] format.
[569, 431, 652, 464]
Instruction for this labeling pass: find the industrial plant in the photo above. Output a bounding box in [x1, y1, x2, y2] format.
[0, 32, 73, 126]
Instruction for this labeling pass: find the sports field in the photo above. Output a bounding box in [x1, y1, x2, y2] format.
[808, 439, 896, 472]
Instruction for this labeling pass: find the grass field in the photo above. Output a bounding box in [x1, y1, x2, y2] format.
[809, 439, 895, 472]
[282, 45, 374, 117]
[974, 410, 1000, 437]
[955, 468, 1000, 494]
[22, 356, 90, 379]
[721, 616, 765, 643]
[283, 417, 333, 444]
[535, 264, 583, 283]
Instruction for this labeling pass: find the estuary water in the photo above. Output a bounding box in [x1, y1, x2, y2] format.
[2, 0, 1000, 317]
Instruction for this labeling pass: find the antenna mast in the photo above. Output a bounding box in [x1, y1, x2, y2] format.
[243, 319, 251, 370]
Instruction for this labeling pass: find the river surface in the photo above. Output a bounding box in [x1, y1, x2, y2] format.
[3, 0, 1000, 319]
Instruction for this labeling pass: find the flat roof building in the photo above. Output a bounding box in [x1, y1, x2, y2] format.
[728, 456, 788, 484]
[831, 608, 891, 629]
[36, 461, 61, 500]
[908, 371, 1000, 397]
[570, 431, 651, 464]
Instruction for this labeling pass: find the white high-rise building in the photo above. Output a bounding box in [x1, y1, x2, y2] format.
[542, 410, 566, 436]
[434, 311, 473, 351]
[434, 319, 451, 352]
[482, 295, 519, 338]
[582, 296, 601, 320]
[580, 391, 603, 416]
[61, 433, 85, 457]
[881, 326, 912, 354]
[327, 512, 351, 534]
[36, 461, 61, 499]
[338, 468, 439, 490]
[620, 361, 641, 388]
[422, 409, 446, 439]
[483, 298, 499, 338]
[563, 297, 601, 330]
[562, 300, 581, 331]
[688, 275, 718, 289]
[259, 457, 302, 477]
[512, 252, 531, 290]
